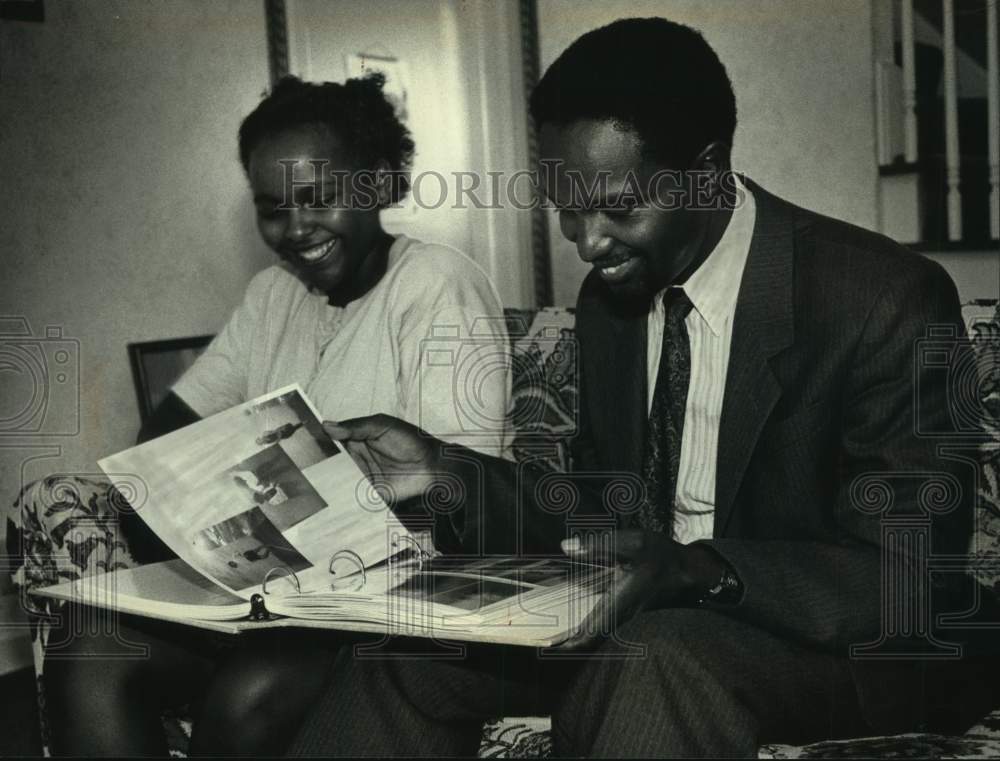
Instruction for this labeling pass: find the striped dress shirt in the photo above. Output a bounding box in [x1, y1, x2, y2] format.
[645, 179, 757, 544]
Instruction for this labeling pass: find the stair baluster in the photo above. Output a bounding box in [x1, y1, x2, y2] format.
[987, 0, 999, 241]
[902, 0, 920, 162]
[942, 0, 963, 241]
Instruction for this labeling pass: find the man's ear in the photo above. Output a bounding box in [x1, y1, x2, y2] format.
[691, 140, 732, 174]
[689, 141, 733, 199]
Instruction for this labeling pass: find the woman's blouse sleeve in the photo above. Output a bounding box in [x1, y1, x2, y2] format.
[391, 246, 513, 460]
[172, 269, 274, 417]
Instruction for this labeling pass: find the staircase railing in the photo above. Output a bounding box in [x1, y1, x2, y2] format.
[883, 0, 1000, 245]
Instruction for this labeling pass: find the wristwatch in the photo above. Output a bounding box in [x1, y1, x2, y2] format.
[700, 564, 743, 605]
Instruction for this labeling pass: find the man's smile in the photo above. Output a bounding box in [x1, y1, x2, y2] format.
[595, 252, 641, 283]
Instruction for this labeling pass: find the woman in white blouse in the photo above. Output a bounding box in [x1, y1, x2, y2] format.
[45, 73, 511, 757]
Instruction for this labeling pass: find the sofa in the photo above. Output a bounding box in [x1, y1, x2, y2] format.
[7, 303, 1000, 757]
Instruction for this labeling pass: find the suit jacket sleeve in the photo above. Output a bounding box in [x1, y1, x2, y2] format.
[441, 420, 613, 557]
[704, 260, 975, 651]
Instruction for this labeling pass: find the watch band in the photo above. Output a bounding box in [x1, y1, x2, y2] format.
[701, 565, 743, 605]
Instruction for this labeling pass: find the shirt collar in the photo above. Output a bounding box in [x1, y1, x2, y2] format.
[656, 176, 757, 336]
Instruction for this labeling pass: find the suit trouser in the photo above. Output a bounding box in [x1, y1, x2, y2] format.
[287, 608, 872, 758]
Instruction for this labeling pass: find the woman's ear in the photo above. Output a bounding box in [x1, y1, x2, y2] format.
[374, 159, 393, 208]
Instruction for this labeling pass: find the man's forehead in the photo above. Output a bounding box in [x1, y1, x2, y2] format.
[540, 119, 647, 178]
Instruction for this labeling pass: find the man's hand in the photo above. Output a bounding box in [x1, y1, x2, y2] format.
[323, 415, 444, 504]
[556, 530, 726, 650]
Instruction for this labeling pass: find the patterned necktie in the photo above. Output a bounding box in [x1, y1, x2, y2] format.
[637, 287, 693, 535]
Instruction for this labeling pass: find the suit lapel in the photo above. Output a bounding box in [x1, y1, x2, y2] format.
[585, 300, 648, 476]
[611, 312, 648, 475]
[714, 182, 796, 535]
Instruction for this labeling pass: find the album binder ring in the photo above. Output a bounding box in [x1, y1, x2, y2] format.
[329, 549, 367, 590]
[262, 565, 302, 595]
[392, 535, 431, 572]
[249, 594, 270, 621]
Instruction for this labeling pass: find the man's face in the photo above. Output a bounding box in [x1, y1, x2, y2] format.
[539, 119, 708, 305]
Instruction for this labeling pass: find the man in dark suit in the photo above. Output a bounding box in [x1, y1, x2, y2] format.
[289, 17, 993, 757]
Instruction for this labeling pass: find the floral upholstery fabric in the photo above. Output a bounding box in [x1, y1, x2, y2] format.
[7, 305, 1000, 758]
[967, 303, 1000, 598]
[6, 474, 140, 755]
[759, 711, 1000, 758]
[506, 307, 578, 474]
[479, 717, 553, 757]
[8, 474, 137, 617]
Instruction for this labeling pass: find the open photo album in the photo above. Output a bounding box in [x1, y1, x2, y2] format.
[32, 385, 611, 646]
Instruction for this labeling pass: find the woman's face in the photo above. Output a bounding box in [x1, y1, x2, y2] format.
[248, 123, 385, 299]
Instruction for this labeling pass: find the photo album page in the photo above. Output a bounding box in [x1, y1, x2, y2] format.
[99, 385, 413, 599]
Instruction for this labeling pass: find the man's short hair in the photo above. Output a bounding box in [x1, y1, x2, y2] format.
[530, 17, 737, 170]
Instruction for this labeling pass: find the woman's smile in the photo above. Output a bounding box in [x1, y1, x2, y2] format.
[291, 237, 340, 267]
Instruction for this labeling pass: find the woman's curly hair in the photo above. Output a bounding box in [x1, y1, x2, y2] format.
[239, 73, 415, 204]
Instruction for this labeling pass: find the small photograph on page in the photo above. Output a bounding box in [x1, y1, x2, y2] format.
[245, 389, 339, 469]
[432, 578, 532, 611]
[229, 444, 327, 530]
[190, 505, 313, 592]
[492, 567, 569, 587]
[477, 558, 578, 587]
[390, 573, 531, 612]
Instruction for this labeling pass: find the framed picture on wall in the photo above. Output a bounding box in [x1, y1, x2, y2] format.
[0, 0, 44, 22]
[345, 52, 410, 122]
[127, 335, 214, 422]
